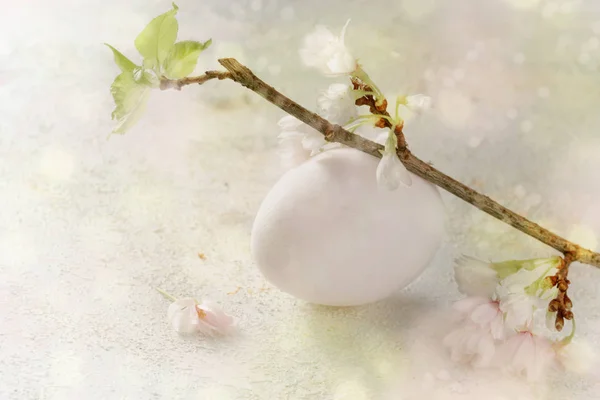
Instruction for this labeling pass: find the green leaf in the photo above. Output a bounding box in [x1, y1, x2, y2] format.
[110, 71, 151, 134]
[134, 2, 179, 71]
[163, 39, 212, 79]
[104, 43, 137, 73]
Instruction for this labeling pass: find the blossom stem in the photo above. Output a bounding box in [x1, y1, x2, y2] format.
[346, 114, 380, 124]
[352, 66, 386, 106]
[344, 120, 372, 133]
[562, 317, 576, 345]
[160, 58, 600, 270]
[352, 90, 377, 100]
[385, 130, 398, 151]
[343, 115, 380, 132]
[155, 287, 178, 302]
[394, 95, 406, 121]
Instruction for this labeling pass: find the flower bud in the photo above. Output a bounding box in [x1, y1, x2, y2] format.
[548, 299, 560, 312]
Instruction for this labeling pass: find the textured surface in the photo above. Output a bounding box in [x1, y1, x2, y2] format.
[1, 0, 600, 399]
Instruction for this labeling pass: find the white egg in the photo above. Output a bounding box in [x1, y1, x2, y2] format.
[251, 148, 445, 306]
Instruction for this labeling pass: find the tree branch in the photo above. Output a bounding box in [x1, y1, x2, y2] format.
[160, 57, 600, 269]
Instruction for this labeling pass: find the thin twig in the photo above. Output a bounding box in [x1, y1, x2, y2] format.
[159, 71, 232, 91]
[160, 58, 600, 270]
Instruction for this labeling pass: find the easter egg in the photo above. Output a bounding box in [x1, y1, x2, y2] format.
[251, 148, 445, 306]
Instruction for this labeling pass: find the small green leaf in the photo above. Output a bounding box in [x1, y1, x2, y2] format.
[134, 2, 179, 71]
[163, 39, 212, 79]
[110, 71, 151, 134]
[105, 43, 137, 73]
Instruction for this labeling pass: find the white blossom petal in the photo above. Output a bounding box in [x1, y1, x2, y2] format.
[405, 94, 432, 114]
[317, 83, 357, 125]
[496, 261, 558, 331]
[500, 268, 544, 293]
[299, 19, 357, 76]
[196, 301, 236, 335]
[498, 292, 537, 330]
[499, 258, 559, 295]
[167, 298, 200, 334]
[453, 255, 499, 297]
[278, 115, 303, 130]
[302, 130, 327, 155]
[453, 296, 489, 315]
[277, 116, 323, 168]
[376, 152, 411, 190]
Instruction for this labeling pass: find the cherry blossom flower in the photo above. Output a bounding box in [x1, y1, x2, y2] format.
[443, 297, 505, 367]
[497, 291, 541, 330]
[496, 258, 560, 330]
[167, 297, 235, 335]
[299, 19, 357, 76]
[443, 324, 495, 367]
[453, 297, 505, 340]
[498, 257, 560, 297]
[442, 256, 586, 380]
[453, 255, 500, 297]
[317, 83, 357, 125]
[496, 330, 555, 381]
[376, 151, 411, 190]
[167, 297, 200, 334]
[405, 94, 432, 114]
[376, 132, 411, 190]
[278, 116, 326, 154]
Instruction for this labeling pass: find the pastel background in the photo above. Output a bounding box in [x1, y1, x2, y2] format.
[1, 0, 600, 398]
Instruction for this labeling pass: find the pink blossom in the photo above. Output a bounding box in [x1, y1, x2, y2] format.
[496, 330, 555, 381]
[453, 297, 504, 340]
[195, 301, 236, 335]
[167, 297, 235, 336]
[443, 324, 496, 367]
[443, 297, 505, 367]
